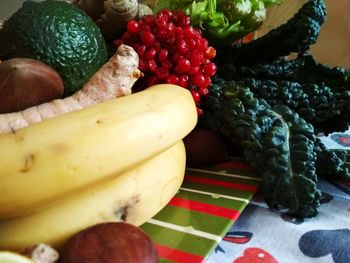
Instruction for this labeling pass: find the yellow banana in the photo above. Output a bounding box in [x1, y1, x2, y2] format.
[0, 251, 35, 263]
[0, 84, 197, 219]
[0, 141, 186, 251]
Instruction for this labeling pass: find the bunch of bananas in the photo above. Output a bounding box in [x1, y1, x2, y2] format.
[0, 84, 197, 250]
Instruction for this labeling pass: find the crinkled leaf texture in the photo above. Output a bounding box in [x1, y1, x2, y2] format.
[201, 77, 321, 217]
[151, 0, 283, 46]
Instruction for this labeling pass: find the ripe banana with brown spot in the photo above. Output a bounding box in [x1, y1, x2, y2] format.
[0, 84, 197, 219]
[0, 141, 186, 251]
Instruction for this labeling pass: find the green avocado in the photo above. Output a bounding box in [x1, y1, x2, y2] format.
[0, 0, 108, 96]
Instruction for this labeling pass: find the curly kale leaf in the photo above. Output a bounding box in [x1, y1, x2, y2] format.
[216, 52, 350, 135]
[220, 54, 350, 90]
[201, 77, 321, 217]
[216, 0, 326, 66]
[315, 139, 350, 180]
[233, 78, 350, 134]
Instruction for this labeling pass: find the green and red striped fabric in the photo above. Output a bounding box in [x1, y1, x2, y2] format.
[141, 157, 260, 263]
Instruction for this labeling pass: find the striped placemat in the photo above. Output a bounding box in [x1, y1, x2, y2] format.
[141, 157, 260, 263]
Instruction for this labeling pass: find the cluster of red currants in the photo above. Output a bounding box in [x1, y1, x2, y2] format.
[113, 9, 217, 115]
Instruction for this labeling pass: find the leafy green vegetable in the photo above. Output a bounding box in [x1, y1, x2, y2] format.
[216, 0, 327, 65]
[214, 0, 350, 131]
[240, 0, 266, 29]
[217, 0, 252, 22]
[152, 0, 283, 47]
[221, 54, 350, 90]
[201, 77, 321, 217]
[200, 0, 350, 218]
[221, 78, 350, 135]
[315, 140, 350, 180]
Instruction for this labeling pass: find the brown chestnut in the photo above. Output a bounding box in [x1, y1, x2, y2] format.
[0, 58, 64, 113]
[59, 222, 159, 263]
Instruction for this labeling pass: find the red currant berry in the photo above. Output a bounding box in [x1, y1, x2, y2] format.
[197, 107, 204, 116]
[177, 11, 190, 26]
[187, 39, 196, 50]
[172, 10, 185, 25]
[166, 35, 177, 45]
[196, 38, 208, 52]
[161, 60, 173, 69]
[127, 20, 139, 34]
[176, 39, 189, 54]
[147, 60, 157, 72]
[178, 75, 189, 88]
[205, 46, 216, 59]
[165, 74, 179, 85]
[176, 58, 191, 73]
[135, 45, 146, 56]
[199, 87, 209, 96]
[190, 50, 204, 66]
[155, 18, 167, 30]
[190, 90, 201, 104]
[114, 11, 214, 112]
[167, 23, 175, 33]
[145, 48, 157, 60]
[191, 73, 206, 89]
[184, 26, 197, 39]
[202, 59, 210, 65]
[172, 52, 184, 63]
[143, 15, 155, 26]
[202, 62, 217, 77]
[141, 31, 155, 47]
[188, 66, 199, 76]
[139, 25, 151, 32]
[153, 41, 161, 52]
[203, 76, 211, 89]
[175, 27, 184, 38]
[158, 49, 168, 62]
[139, 58, 147, 71]
[157, 9, 173, 22]
[155, 67, 169, 80]
[121, 32, 133, 45]
[180, 16, 191, 27]
[157, 29, 168, 41]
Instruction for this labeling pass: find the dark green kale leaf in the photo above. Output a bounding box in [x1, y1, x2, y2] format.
[315, 139, 350, 180]
[216, 0, 327, 66]
[235, 78, 350, 134]
[221, 54, 350, 90]
[201, 77, 321, 217]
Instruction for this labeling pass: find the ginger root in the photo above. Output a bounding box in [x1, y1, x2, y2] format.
[73, 0, 153, 39]
[72, 0, 105, 20]
[21, 243, 59, 263]
[0, 44, 141, 134]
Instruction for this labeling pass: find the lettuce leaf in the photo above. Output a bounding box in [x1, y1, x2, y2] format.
[152, 0, 284, 47]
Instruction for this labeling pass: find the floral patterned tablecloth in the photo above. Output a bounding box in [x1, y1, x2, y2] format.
[207, 132, 350, 263]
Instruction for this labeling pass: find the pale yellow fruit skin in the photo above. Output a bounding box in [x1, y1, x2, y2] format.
[0, 251, 35, 263]
[0, 84, 197, 219]
[0, 141, 186, 251]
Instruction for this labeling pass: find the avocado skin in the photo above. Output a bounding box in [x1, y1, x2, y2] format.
[0, 0, 108, 96]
